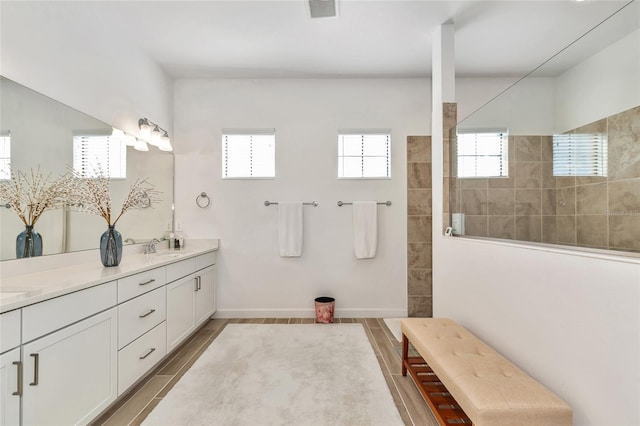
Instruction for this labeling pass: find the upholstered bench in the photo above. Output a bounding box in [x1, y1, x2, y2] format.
[401, 318, 572, 426]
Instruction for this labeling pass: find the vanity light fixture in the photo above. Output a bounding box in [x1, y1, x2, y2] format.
[138, 118, 171, 151]
[111, 127, 125, 140]
[123, 134, 137, 147]
[133, 137, 149, 152]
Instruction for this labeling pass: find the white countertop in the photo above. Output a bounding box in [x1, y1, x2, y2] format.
[0, 239, 219, 313]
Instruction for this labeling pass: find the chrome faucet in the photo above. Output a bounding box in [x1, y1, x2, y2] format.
[143, 238, 161, 254]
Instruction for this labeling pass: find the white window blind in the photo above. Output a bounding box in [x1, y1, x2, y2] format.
[73, 134, 127, 179]
[0, 132, 10, 180]
[456, 130, 509, 178]
[338, 131, 391, 179]
[222, 129, 275, 178]
[552, 133, 608, 176]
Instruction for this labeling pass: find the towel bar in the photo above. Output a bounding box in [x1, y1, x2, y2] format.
[337, 201, 391, 207]
[264, 201, 319, 207]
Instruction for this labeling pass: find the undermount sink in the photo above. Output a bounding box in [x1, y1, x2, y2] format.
[154, 252, 185, 259]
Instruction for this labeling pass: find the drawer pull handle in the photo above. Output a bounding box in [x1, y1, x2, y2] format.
[139, 278, 156, 286]
[12, 361, 22, 396]
[139, 309, 156, 318]
[195, 276, 202, 291]
[139, 348, 156, 360]
[29, 353, 39, 386]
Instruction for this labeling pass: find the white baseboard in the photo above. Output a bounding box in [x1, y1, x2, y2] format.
[214, 308, 407, 319]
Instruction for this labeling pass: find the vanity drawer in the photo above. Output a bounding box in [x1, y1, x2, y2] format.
[0, 309, 21, 353]
[166, 257, 197, 283]
[118, 286, 166, 349]
[195, 251, 216, 270]
[22, 281, 117, 343]
[118, 321, 167, 395]
[118, 266, 166, 303]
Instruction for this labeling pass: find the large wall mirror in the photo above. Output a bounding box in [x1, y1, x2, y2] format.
[450, 1, 639, 254]
[0, 76, 174, 261]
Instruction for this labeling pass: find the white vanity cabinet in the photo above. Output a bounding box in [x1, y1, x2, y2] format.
[117, 286, 167, 395]
[0, 310, 21, 426]
[21, 308, 118, 426]
[166, 253, 217, 352]
[0, 348, 20, 426]
[0, 244, 218, 426]
[18, 282, 118, 426]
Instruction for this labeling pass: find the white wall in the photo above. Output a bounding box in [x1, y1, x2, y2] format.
[555, 29, 640, 132]
[0, 1, 172, 136]
[174, 78, 430, 317]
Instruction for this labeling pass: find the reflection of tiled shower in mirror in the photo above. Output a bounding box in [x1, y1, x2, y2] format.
[449, 0, 639, 253]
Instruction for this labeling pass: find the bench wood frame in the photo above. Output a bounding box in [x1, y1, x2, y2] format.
[402, 333, 472, 425]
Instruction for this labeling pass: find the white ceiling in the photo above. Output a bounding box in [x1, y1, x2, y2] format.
[13, 0, 640, 79]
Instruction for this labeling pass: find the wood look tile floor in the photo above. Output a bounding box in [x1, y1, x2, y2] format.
[91, 318, 438, 426]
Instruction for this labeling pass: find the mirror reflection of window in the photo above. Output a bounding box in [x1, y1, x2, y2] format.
[552, 133, 608, 177]
[0, 131, 10, 180]
[73, 134, 127, 179]
[456, 130, 509, 178]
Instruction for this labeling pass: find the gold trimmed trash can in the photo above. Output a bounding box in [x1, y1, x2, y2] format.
[314, 297, 335, 323]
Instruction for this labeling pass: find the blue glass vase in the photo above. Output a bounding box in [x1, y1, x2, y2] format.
[16, 225, 43, 258]
[100, 225, 122, 267]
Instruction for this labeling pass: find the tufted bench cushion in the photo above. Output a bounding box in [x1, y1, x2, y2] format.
[401, 318, 572, 426]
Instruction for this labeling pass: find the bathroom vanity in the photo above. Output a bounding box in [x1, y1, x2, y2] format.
[0, 239, 218, 426]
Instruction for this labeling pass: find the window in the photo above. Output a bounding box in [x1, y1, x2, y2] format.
[0, 131, 10, 180]
[222, 129, 275, 179]
[338, 130, 390, 179]
[552, 133, 607, 176]
[73, 134, 127, 179]
[456, 130, 508, 178]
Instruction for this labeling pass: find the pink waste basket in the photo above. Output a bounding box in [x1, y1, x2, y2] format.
[315, 297, 335, 323]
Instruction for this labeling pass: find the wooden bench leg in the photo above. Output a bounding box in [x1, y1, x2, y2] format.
[402, 333, 408, 376]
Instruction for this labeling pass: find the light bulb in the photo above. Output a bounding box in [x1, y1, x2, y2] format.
[134, 138, 149, 152]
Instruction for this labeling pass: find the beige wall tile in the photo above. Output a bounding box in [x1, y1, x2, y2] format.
[573, 117, 607, 134]
[557, 187, 576, 215]
[609, 215, 640, 251]
[407, 163, 431, 189]
[557, 216, 576, 245]
[576, 183, 607, 215]
[542, 216, 557, 243]
[408, 243, 432, 269]
[516, 216, 542, 242]
[608, 178, 640, 216]
[444, 103, 457, 137]
[443, 138, 451, 178]
[408, 189, 432, 215]
[407, 136, 431, 164]
[460, 178, 488, 189]
[514, 136, 541, 162]
[461, 188, 488, 215]
[408, 296, 433, 318]
[464, 215, 488, 237]
[542, 189, 557, 216]
[408, 216, 432, 243]
[488, 161, 516, 189]
[487, 189, 515, 215]
[541, 136, 553, 161]
[408, 269, 432, 296]
[542, 162, 556, 188]
[488, 216, 515, 239]
[556, 176, 576, 188]
[515, 189, 541, 215]
[515, 162, 542, 189]
[608, 106, 640, 180]
[576, 215, 608, 248]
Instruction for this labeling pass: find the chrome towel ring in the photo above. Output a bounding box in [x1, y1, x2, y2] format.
[196, 192, 211, 208]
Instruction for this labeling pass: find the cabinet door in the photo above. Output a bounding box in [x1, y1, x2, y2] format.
[0, 348, 21, 426]
[166, 274, 196, 352]
[22, 308, 117, 426]
[195, 265, 216, 326]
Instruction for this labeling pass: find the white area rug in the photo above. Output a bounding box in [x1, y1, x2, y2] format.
[143, 324, 403, 426]
[383, 318, 403, 342]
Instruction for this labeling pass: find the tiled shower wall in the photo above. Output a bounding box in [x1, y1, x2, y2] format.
[451, 105, 640, 252]
[406, 104, 457, 317]
[407, 136, 432, 317]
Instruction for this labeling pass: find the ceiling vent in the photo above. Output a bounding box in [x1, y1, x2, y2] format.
[309, 0, 337, 18]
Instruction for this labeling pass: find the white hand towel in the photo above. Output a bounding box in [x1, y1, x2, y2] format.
[278, 202, 303, 257]
[353, 201, 377, 259]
